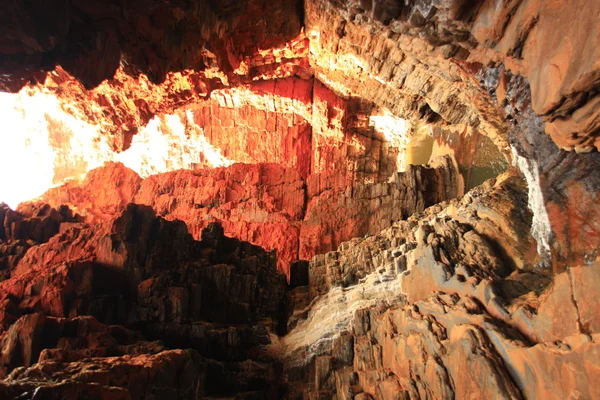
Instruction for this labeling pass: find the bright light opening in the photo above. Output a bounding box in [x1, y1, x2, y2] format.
[0, 90, 233, 209]
[369, 110, 413, 172]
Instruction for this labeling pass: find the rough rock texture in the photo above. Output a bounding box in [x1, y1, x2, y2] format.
[3, 170, 599, 399]
[304, 0, 600, 152]
[31, 157, 459, 278]
[33, 34, 310, 150]
[299, 0, 600, 272]
[0, 0, 600, 398]
[493, 66, 600, 269]
[182, 77, 506, 191]
[0, 203, 79, 281]
[0, 204, 289, 399]
[3, 0, 596, 272]
[282, 173, 599, 399]
[0, 0, 303, 90]
[1, 71, 504, 212]
[1, 349, 204, 399]
[2, 0, 599, 154]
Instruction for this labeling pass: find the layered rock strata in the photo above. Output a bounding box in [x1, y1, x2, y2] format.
[0, 203, 79, 280]
[304, 0, 600, 152]
[0, 0, 599, 398]
[27, 156, 458, 278]
[282, 172, 599, 399]
[0, 205, 289, 399]
[1, 171, 597, 399]
[3, 0, 599, 155]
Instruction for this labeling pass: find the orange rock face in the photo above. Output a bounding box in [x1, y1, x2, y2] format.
[283, 173, 600, 400]
[1, 0, 600, 398]
[32, 158, 458, 279]
[186, 78, 314, 178]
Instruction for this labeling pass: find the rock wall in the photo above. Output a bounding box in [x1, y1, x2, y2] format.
[299, 0, 600, 270]
[0, 0, 303, 91]
[283, 173, 600, 399]
[0, 0, 599, 398]
[0, 205, 289, 399]
[0, 203, 79, 280]
[304, 0, 600, 153]
[2, 170, 598, 399]
[1, 71, 504, 210]
[2, 0, 599, 155]
[29, 157, 458, 279]
[186, 77, 504, 190]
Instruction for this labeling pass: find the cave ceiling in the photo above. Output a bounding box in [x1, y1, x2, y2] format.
[2, 0, 599, 153]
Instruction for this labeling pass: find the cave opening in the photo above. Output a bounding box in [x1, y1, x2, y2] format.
[0, 0, 599, 399]
[0, 69, 507, 278]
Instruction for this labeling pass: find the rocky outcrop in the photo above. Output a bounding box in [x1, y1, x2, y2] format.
[304, 0, 600, 152]
[0, 0, 599, 398]
[490, 65, 600, 269]
[2, 170, 599, 399]
[0, 204, 289, 399]
[0, 0, 303, 91]
[0, 349, 203, 399]
[2, 0, 599, 154]
[2, 71, 505, 211]
[30, 157, 459, 278]
[0, 203, 79, 281]
[282, 172, 599, 399]
[300, 155, 460, 261]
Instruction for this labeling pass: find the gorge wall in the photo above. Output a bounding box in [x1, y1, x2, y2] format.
[22, 156, 457, 279]
[0, 0, 600, 399]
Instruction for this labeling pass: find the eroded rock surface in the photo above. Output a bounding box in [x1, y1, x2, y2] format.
[2, 171, 599, 399]
[0, 0, 303, 91]
[0, 203, 79, 281]
[30, 156, 458, 278]
[5, 0, 598, 154]
[0, 0, 599, 398]
[0, 205, 289, 399]
[282, 173, 599, 400]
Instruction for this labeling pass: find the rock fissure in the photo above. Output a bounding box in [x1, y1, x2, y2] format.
[567, 266, 590, 338]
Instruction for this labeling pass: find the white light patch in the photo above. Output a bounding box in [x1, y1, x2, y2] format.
[0, 90, 233, 210]
[0, 91, 112, 209]
[369, 110, 412, 172]
[511, 145, 552, 263]
[116, 111, 232, 177]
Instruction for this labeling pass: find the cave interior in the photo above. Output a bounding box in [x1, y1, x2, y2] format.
[0, 0, 599, 399]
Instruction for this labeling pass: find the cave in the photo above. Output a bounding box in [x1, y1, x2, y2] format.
[0, 0, 599, 399]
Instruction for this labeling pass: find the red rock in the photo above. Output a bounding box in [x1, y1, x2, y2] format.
[0, 0, 304, 92]
[37, 162, 142, 224]
[0, 204, 289, 398]
[1, 0, 599, 398]
[30, 157, 457, 279]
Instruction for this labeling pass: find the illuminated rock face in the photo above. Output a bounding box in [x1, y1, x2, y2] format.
[28, 158, 458, 278]
[0, 0, 600, 399]
[1, 73, 505, 209]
